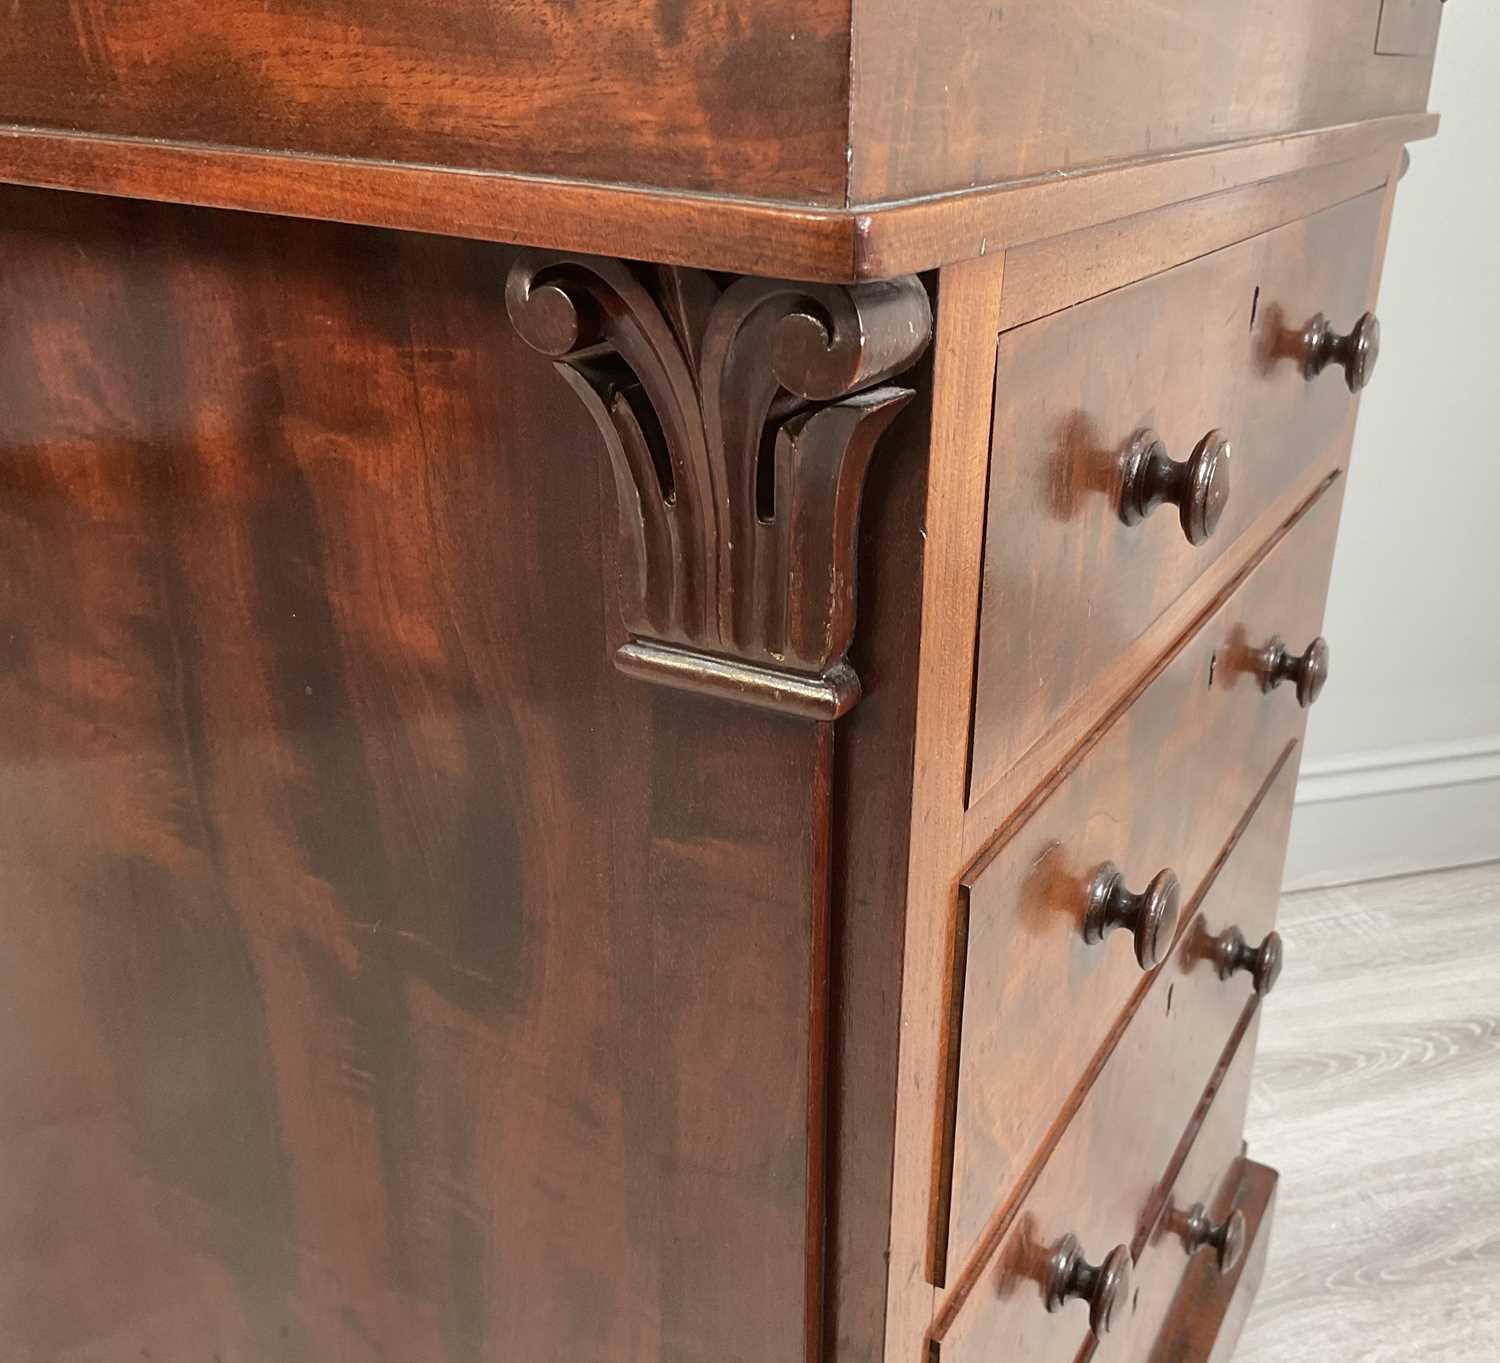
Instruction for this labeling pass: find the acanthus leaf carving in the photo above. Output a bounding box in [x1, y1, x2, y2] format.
[505, 251, 932, 718]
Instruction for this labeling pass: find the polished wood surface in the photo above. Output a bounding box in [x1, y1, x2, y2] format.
[1238, 196, 1392, 472]
[821, 323, 933, 1363]
[0, 185, 839, 1362]
[1100, 1015, 1262, 1362]
[0, 6, 1445, 1361]
[850, 0, 1440, 201]
[0, 1, 1442, 219]
[1145, 1161, 1280, 1363]
[941, 586, 1313, 1294]
[933, 928, 1269, 1363]
[502, 254, 931, 718]
[878, 251, 1010, 1363]
[0, 0, 853, 203]
[0, 113, 1439, 285]
[970, 191, 1382, 800]
[995, 151, 1395, 333]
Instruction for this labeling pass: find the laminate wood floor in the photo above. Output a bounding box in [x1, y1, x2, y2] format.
[1237, 860, 1500, 1363]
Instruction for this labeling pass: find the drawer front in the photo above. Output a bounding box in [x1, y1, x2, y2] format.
[938, 484, 1339, 1280]
[970, 191, 1384, 801]
[1240, 193, 1393, 499]
[1103, 1031, 1263, 1362]
[932, 810, 1281, 1363]
[933, 1012, 1263, 1363]
[1143, 1160, 1280, 1363]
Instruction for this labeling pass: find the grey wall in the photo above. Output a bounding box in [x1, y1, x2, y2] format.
[1286, 4, 1500, 888]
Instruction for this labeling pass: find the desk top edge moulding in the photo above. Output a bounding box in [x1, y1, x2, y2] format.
[0, 5, 1445, 1363]
[0, 114, 1441, 282]
[0, 0, 1443, 283]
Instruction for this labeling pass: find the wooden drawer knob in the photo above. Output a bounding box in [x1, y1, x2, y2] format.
[1084, 864, 1181, 970]
[1215, 927, 1284, 996]
[1046, 1234, 1132, 1336]
[1303, 311, 1380, 393]
[1178, 1203, 1248, 1273]
[1258, 635, 1330, 707]
[1120, 429, 1232, 546]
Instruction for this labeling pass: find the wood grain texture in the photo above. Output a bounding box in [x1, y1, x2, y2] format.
[959, 139, 1406, 864]
[0, 0, 853, 203]
[880, 252, 1008, 1363]
[1104, 1039, 1263, 1363]
[996, 151, 1393, 333]
[850, 112, 1437, 283]
[0, 1, 1441, 220]
[943, 454, 1333, 1278]
[0, 113, 1439, 285]
[849, 0, 1439, 201]
[937, 517, 1322, 1306]
[932, 940, 1268, 1363]
[502, 253, 931, 717]
[971, 191, 1383, 803]
[1236, 863, 1500, 1363]
[940, 734, 1294, 1336]
[1145, 1160, 1280, 1363]
[821, 337, 933, 1363]
[0, 7, 1449, 1359]
[0, 183, 839, 1363]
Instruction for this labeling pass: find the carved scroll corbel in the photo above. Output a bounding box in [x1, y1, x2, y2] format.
[504, 252, 932, 719]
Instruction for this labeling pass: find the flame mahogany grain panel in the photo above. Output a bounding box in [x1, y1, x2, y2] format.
[940, 486, 1342, 1286]
[0, 183, 842, 1363]
[970, 190, 1384, 804]
[0, 9, 1448, 1358]
[0, 1, 1443, 213]
[0, 0, 853, 204]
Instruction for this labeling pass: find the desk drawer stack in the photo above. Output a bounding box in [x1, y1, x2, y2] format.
[0, 3, 1443, 1361]
[927, 185, 1387, 1363]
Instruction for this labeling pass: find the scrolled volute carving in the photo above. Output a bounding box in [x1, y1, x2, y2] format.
[505, 251, 932, 718]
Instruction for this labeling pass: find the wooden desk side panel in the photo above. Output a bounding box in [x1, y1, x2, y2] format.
[825, 337, 933, 1363]
[0, 186, 832, 1363]
[0, 0, 853, 205]
[851, 0, 1438, 202]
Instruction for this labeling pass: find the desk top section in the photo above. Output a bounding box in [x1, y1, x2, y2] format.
[0, 0, 1443, 280]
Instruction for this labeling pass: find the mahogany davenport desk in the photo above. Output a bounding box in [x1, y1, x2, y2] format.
[0, 4, 1443, 1361]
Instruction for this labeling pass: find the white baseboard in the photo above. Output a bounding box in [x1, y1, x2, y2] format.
[1284, 737, 1500, 891]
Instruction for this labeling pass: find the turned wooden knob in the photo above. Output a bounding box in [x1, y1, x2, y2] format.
[1178, 1203, 1247, 1273]
[1258, 636, 1330, 707]
[1084, 864, 1181, 970]
[1120, 429, 1232, 546]
[1215, 927, 1284, 996]
[1046, 1234, 1132, 1336]
[1303, 311, 1380, 393]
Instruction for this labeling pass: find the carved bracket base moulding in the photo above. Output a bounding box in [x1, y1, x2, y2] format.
[506, 252, 932, 719]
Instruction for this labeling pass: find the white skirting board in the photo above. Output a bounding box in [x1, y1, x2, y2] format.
[1283, 737, 1500, 891]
